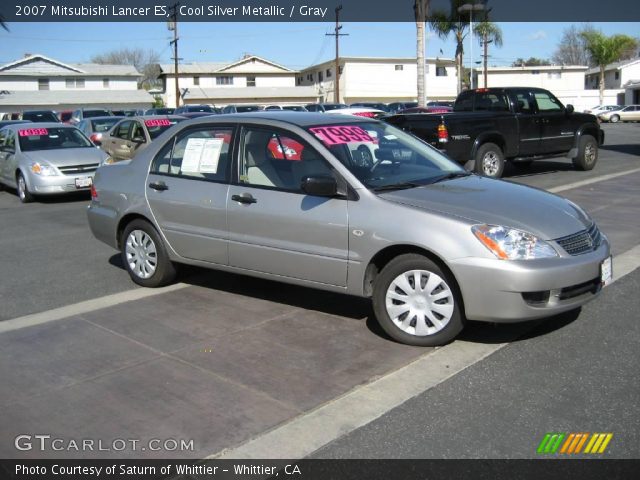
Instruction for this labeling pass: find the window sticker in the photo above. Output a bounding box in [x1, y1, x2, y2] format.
[145, 119, 172, 127]
[18, 128, 48, 137]
[309, 126, 375, 145]
[181, 137, 224, 174]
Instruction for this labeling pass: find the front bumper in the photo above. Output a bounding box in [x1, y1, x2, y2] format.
[29, 172, 95, 194]
[449, 238, 610, 322]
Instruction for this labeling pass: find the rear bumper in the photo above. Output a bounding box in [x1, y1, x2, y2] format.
[87, 202, 119, 249]
[449, 238, 610, 322]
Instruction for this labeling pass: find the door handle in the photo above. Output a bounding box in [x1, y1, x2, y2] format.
[149, 181, 169, 191]
[232, 193, 257, 204]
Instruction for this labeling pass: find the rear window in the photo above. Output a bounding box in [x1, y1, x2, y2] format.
[453, 92, 474, 112]
[145, 117, 185, 139]
[18, 127, 93, 151]
[322, 104, 348, 111]
[91, 118, 121, 132]
[236, 105, 261, 113]
[187, 106, 214, 113]
[83, 110, 112, 118]
[22, 111, 59, 122]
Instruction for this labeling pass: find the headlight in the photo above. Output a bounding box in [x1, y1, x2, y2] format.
[472, 224, 558, 260]
[103, 156, 115, 165]
[30, 162, 58, 176]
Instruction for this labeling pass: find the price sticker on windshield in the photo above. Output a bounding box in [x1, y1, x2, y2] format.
[18, 128, 48, 137]
[144, 119, 172, 127]
[309, 126, 375, 145]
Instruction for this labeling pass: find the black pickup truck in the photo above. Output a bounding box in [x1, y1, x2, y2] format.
[385, 87, 604, 178]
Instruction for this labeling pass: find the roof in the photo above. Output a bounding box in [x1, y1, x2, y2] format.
[0, 54, 140, 77]
[302, 56, 457, 71]
[485, 65, 588, 72]
[586, 58, 640, 75]
[160, 55, 296, 75]
[184, 111, 367, 128]
[182, 86, 319, 100]
[0, 89, 154, 107]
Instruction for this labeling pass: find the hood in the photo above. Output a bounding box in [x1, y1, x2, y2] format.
[23, 148, 107, 167]
[378, 175, 592, 240]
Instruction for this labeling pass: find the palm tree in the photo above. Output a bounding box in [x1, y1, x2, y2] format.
[580, 30, 638, 104]
[429, 0, 471, 94]
[414, 1, 430, 107]
[474, 21, 502, 88]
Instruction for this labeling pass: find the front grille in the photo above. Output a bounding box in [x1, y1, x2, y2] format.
[57, 163, 99, 176]
[555, 223, 601, 256]
[558, 278, 601, 300]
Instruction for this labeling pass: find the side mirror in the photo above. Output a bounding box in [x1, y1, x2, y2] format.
[301, 175, 337, 197]
[565, 104, 575, 115]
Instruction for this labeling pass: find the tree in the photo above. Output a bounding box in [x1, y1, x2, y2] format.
[474, 20, 502, 87]
[415, 0, 430, 107]
[511, 57, 551, 67]
[429, 0, 473, 94]
[581, 30, 638, 104]
[91, 48, 161, 89]
[552, 25, 595, 66]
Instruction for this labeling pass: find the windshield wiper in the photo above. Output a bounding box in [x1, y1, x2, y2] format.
[428, 171, 472, 184]
[371, 181, 424, 192]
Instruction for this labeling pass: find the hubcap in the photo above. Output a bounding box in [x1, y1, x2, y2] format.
[584, 143, 596, 164]
[17, 176, 26, 200]
[385, 269, 454, 336]
[125, 230, 158, 279]
[482, 152, 500, 176]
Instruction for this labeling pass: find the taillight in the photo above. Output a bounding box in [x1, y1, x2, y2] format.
[352, 111, 377, 118]
[437, 121, 449, 143]
[90, 183, 97, 200]
[90, 133, 101, 146]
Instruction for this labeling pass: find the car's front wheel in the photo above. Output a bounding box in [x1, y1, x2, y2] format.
[121, 219, 176, 288]
[475, 143, 505, 178]
[372, 254, 464, 346]
[572, 135, 598, 171]
[16, 172, 34, 203]
[610, 114, 620, 123]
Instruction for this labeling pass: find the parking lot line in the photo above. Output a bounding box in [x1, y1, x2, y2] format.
[0, 283, 189, 335]
[213, 245, 640, 460]
[548, 168, 640, 194]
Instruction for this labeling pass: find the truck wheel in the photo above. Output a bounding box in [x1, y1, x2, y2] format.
[372, 254, 464, 347]
[572, 135, 598, 171]
[610, 114, 620, 123]
[475, 143, 505, 178]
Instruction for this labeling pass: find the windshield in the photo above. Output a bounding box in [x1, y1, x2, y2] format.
[91, 118, 121, 132]
[18, 127, 93, 151]
[306, 121, 465, 190]
[145, 118, 185, 140]
[188, 106, 213, 112]
[22, 111, 59, 122]
[322, 104, 347, 111]
[84, 110, 112, 118]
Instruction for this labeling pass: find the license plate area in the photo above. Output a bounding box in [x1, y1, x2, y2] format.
[601, 256, 612, 286]
[75, 177, 92, 189]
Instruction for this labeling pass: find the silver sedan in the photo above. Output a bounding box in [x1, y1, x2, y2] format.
[0, 123, 108, 202]
[87, 112, 611, 346]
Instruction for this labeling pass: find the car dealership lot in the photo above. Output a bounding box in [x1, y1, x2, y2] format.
[0, 122, 639, 459]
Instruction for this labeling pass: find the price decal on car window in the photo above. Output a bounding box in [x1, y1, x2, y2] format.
[18, 128, 49, 137]
[145, 119, 172, 127]
[309, 126, 375, 145]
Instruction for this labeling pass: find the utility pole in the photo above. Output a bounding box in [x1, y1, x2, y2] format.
[326, 5, 348, 103]
[481, 34, 493, 88]
[168, 3, 181, 108]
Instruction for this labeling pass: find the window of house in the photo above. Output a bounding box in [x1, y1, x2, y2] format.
[76, 78, 85, 88]
[339, 66, 344, 75]
[193, 76, 200, 86]
[395, 65, 403, 71]
[615, 71, 620, 80]
[326, 69, 332, 78]
[436, 66, 447, 77]
[307, 73, 313, 81]
[216, 76, 233, 85]
[247, 76, 256, 87]
[65, 78, 85, 88]
[318, 71, 324, 82]
[103, 78, 110, 88]
[547, 72, 561, 79]
[531, 70, 540, 75]
[38, 79, 49, 91]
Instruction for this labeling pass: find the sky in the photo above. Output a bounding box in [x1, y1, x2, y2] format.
[1, 22, 638, 70]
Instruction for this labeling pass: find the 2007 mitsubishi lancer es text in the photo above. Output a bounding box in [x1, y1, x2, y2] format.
[87, 112, 612, 346]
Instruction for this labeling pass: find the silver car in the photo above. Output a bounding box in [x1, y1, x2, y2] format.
[0, 123, 108, 203]
[87, 112, 611, 346]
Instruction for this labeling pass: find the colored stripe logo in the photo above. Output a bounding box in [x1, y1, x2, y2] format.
[537, 433, 613, 454]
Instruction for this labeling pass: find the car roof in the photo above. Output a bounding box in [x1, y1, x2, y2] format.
[3, 122, 76, 131]
[183, 111, 368, 127]
[125, 115, 185, 121]
[86, 116, 124, 121]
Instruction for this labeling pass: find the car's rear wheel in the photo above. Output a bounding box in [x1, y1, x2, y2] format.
[16, 172, 34, 203]
[475, 143, 505, 178]
[121, 219, 176, 287]
[372, 254, 464, 346]
[610, 114, 620, 123]
[572, 135, 598, 171]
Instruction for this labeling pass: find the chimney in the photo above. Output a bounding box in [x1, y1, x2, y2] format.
[24, 53, 32, 58]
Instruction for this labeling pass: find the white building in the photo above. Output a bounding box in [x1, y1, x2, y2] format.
[585, 58, 640, 105]
[299, 57, 458, 104]
[0, 54, 153, 112]
[158, 55, 319, 108]
[475, 65, 624, 111]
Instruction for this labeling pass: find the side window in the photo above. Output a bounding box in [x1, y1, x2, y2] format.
[513, 91, 534, 114]
[533, 92, 563, 112]
[151, 127, 233, 182]
[5, 130, 16, 152]
[115, 121, 132, 139]
[131, 122, 145, 141]
[239, 127, 332, 192]
[474, 92, 509, 112]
